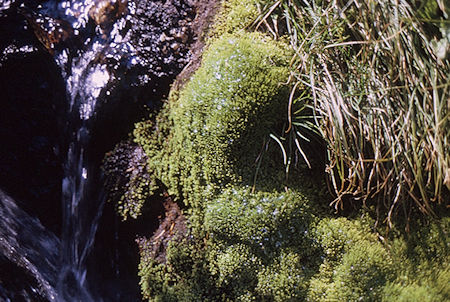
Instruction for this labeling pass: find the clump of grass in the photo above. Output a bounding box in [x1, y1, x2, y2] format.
[259, 0, 449, 224]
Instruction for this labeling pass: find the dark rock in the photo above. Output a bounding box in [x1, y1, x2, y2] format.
[128, 0, 195, 79]
[137, 195, 187, 265]
[102, 140, 155, 220]
[0, 6, 65, 235]
[0, 189, 60, 302]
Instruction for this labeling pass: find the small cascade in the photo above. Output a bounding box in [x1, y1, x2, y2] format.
[57, 41, 110, 302]
[52, 1, 128, 300]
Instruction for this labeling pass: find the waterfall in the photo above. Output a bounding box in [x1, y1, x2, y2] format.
[57, 47, 109, 302]
[53, 2, 126, 300]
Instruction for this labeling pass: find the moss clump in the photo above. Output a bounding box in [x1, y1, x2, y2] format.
[135, 32, 291, 211]
[138, 185, 449, 302]
[307, 218, 395, 301]
[138, 187, 319, 301]
[205, 188, 319, 301]
[142, 187, 449, 301]
[212, 0, 260, 36]
[255, 251, 308, 302]
[102, 141, 156, 220]
[204, 188, 318, 257]
[381, 217, 450, 302]
[382, 264, 450, 302]
[138, 238, 220, 302]
[329, 244, 394, 301]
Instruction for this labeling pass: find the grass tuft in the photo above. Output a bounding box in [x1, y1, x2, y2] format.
[261, 0, 449, 224]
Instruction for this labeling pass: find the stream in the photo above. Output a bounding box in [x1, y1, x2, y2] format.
[0, 0, 195, 300]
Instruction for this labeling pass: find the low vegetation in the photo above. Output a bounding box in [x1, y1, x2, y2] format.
[260, 0, 449, 223]
[134, 31, 292, 217]
[103, 0, 449, 300]
[138, 187, 449, 301]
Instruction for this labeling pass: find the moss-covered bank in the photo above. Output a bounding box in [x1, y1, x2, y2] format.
[102, 0, 449, 300]
[134, 31, 292, 215]
[137, 187, 449, 301]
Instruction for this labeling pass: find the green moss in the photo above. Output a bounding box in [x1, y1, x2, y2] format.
[383, 263, 450, 302]
[381, 217, 450, 302]
[313, 217, 377, 263]
[212, 0, 260, 36]
[138, 188, 320, 301]
[135, 32, 291, 212]
[205, 187, 318, 256]
[307, 218, 395, 301]
[256, 251, 309, 301]
[204, 187, 320, 301]
[212, 243, 261, 296]
[138, 238, 220, 302]
[139, 186, 449, 302]
[133, 2, 449, 301]
[330, 243, 394, 301]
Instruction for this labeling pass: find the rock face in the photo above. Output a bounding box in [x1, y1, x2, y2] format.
[0, 189, 60, 301]
[130, 0, 195, 79]
[0, 0, 209, 231]
[102, 140, 155, 220]
[0, 3, 65, 234]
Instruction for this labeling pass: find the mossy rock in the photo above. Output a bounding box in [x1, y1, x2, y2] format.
[204, 187, 320, 301]
[307, 217, 395, 301]
[329, 243, 394, 301]
[204, 187, 319, 257]
[138, 237, 218, 302]
[212, 0, 260, 36]
[381, 217, 450, 302]
[382, 262, 450, 302]
[135, 32, 291, 211]
[138, 187, 319, 301]
[139, 186, 449, 302]
[102, 141, 156, 220]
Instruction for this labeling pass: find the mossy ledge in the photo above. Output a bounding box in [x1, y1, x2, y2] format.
[113, 1, 449, 301]
[134, 31, 292, 214]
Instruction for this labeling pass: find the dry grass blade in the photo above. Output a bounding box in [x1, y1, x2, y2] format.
[272, 0, 449, 223]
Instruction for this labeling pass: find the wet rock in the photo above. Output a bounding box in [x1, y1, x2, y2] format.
[127, 0, 195, 79]
[88, 0, 127, 33]
[102, 140, 155, 220]
[137, 195, 187, 264]
[0, 189, 60, 302]
[173, 0, 221, 87]
[19, 7, 74, 55]
[0, 6, 65, 234]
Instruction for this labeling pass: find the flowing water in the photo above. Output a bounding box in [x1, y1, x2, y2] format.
[50, 1, 134, 300]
